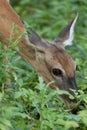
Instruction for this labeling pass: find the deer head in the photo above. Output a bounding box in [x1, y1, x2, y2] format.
[26, 16, 78, 107]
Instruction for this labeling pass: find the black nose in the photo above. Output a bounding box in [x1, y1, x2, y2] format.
[68, 77, 78, 90]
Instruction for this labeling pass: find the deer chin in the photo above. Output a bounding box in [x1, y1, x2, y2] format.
[61, 94, 77, 110]
[50, 77, 78, 109]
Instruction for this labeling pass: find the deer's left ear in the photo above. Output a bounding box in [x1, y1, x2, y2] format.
[27, 28, 49, 48]
[54, 15, 78, 47]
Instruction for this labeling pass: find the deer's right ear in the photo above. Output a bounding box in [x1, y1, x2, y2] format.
[54, 15, 78, 47]
[27, 28, 49, 49]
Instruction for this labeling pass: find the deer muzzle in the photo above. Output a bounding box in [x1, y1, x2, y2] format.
[68, 77, 78, 91]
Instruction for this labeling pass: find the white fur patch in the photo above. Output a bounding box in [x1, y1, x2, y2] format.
[64, 15, 78, 46]
[7, 0, 9, 2]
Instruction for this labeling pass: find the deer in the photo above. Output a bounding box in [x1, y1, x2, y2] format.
[0, 0, 78, 109]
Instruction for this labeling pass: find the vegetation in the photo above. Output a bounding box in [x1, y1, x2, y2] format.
[0, 0, 87, 129]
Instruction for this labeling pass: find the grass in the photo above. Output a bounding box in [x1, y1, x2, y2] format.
[0, 0, 87, 129]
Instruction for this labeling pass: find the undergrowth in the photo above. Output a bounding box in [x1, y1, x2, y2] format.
[0, 0, 87, 130]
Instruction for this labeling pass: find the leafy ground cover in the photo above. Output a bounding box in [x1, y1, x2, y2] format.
[0, 0, 87, 129]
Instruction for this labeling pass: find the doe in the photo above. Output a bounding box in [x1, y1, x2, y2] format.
[0, 0, 78, 108]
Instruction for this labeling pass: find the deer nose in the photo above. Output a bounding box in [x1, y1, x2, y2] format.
[68, 77, 78, 90]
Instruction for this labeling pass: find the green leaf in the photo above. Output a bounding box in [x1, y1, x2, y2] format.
[0, 119, 12, 127]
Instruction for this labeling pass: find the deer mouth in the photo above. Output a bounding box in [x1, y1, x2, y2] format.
[62, 77, 78, 109]
[53, 76, 78, 109]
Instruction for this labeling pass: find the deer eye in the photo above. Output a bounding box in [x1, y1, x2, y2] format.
[52, 68, 62, 76]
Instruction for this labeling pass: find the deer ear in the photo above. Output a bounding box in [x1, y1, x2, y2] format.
[54, 15, 78, 47]
[27, 28, 48, 48]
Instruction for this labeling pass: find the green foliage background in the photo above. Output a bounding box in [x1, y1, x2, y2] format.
[0, 0, 87, 130]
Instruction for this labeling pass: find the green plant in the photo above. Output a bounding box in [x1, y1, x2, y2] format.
[0, 0, 87, 129]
